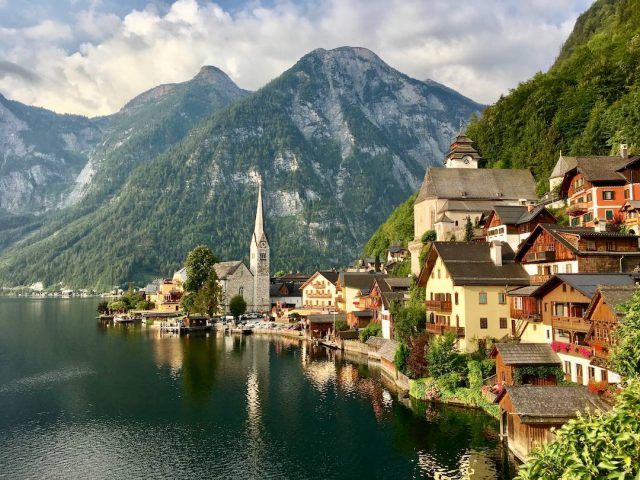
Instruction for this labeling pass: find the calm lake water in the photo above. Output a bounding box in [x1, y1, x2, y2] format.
[0, 298, 516, 479]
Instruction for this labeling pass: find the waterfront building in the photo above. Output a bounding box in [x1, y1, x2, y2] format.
[270, 281, 303, 310]
[514, 224, 640, 284]
[479, 205, 557, 252]
[408, 133, 538, 275]
[365, 277, 410, 339]
[491, 343, 561, 386]
[418, 241, 529, 352]
[334, 272, 387, 326]
[498, 385, 609, 462]
[213, 261, 254, 314]
[150, 278, 184, 312]
[301, 271, 339, 310]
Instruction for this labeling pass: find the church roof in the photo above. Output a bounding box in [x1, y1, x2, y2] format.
[416, 168, 538, 204]
[443, 133, 482, 164]
[213, 261, 248, 280]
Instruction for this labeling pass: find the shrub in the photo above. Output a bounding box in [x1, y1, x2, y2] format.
[410, 378, 441, 401]
[334, 319, 349, 332]
[359, 322, 382, 342]
[404, 334, 430, 379]
[435, 372, 464, 392]
[96, 300, 109, 314]
[421, 230, 437, 244]
[426, 333, 462, 378]
[467, 360, 483, 390]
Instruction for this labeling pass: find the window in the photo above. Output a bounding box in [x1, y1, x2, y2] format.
[606, 241, 615, 251]
[454, 292, 459, 305]
[571, 217, 579, 226]
[553, 303, 565, 317]
[562, 284, 566, 292]
[479, 292, 487, 304]
[499, 317, 507, 329]
[498, 292, 506, 304]
[588, 367, 595, 380]
[437, 269, 441, 279]
[583, 212, 593, 223]
[603, 191, 615, 200]
[480, 318, 488, 329]
[602, 370, 608, 383]
[239, 287, 244, 297]
[576, 364, 583, 380]
[552, 265, 559, 274]
[586, 193, 593, 202]
[586, 240, 596, 251]
[565, 264, 572, 273]
[546, 329, 550, 339]
[625, 188, 631, 199]
[260, 252, 266, 260]
[605, 210, 614, 220]
[564, 361, 571, 375]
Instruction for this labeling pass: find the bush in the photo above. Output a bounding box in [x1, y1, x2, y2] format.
[467, 360, 483, 390]
[359, 322, 382, 342]
[394, 342, 410, 372]
[404, 334, 430, 379]
[334, 319, 349, 332]
[426, 333, 462, 378]
[421, 230, 436, 244]
[410, 378, 441, 401]
[229, 295, 247, 318]
[435, 372, 464, 391]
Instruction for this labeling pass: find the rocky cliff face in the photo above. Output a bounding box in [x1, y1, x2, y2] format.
[0, 47, 482, 288]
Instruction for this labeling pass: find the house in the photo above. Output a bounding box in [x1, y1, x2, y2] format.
[507, 285, 544, 342]
[367, 277, 411, 339]
[306, 313, 345, 338]
[528, 274, 636, 385]
[498, 385, 609, 462]
[491, 343, 561, 386]
[418, 241, 530, 352]
[214, 261, 254, 314]
[480, 205, 557, 252]
[386, 244, 410, 265]
[335, 272, 387, 325]
[619, 200, 640, 234]
[270, 281, 303, 310]
[554, 146, 640, 227]
[151, 278, 184, 313]
[584, 284, 637, 384]
[408, 133, 538, 275]
[514, 224, 640, 284]
[301, 271, 339, 310]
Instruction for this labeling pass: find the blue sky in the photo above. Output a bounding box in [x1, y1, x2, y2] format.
[0, 0, 594, 116]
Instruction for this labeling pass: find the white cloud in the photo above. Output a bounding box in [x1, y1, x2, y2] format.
[0, 0, 594, 116]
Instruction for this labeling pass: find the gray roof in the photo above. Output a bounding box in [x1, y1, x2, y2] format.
[213, 261, 246, 280]
[424, 242, 529, 286]
[353, 310, 373, 317]
[507, 285, 539, 296]
[490, 205, 549, 226]
[339, 272, 386, 290]
[365, 336, 386, 352]
[384, 277, 411, 289]
[416, 167, 538, 203]
[377, 338, 400, 362]
[569, 156, 629, 184]
[494, 343, 561, 366]
[532, 273, 637, 299]
[438, 199, 502, 213]
[307, 313, 346, 324]
[595, 284, 636, 315]
[550, 155, 578, 179]
[505, 385, 609, 423]
[380, 291, 406, 309]
[388, 245, 408, 254]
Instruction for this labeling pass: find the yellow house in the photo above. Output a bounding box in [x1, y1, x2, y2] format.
[301, 271, 339, 311]
[151, 279, 184, 313]
[418, 241, 529, 352]
[335, 272, 386, 325]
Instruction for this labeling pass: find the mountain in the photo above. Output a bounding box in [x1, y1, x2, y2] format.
[466, 0, 640, 192]
[0, 95, 102, 214]
[0, 47, 482, 289]
[362, 193, 416, 258]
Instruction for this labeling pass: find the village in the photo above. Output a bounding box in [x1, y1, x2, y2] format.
[100, 132, 640, 464]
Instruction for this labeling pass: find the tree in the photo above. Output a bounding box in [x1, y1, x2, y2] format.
[611, 286, 640, 379]
[184, 245, 218, 293]
[192, 270, 224, 317]
[426, 333, 460, 378]
[392, 303, 426, 343]
[274, 270, 286, 278]
[229, 294, 247, 318]
[463, 216, 474, 241]
[421, 230, 437, 244]
[515, 379, 640, 480]
[394, 342, 410, 372]
[107, 300, 126, 312]
[96, 300, 109, 314]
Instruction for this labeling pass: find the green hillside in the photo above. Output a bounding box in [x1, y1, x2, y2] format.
[467, 0, 640, 192]
[362, 193, 416, 258]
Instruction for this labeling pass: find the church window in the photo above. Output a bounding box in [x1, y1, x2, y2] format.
[260, 252, 266, 261]
[239, 287, 244, 297]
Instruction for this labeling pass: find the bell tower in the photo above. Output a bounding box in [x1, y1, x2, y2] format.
[250, 180, 270, 312]
[443, 132, 481, 169]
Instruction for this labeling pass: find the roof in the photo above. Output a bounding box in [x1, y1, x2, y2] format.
[504, 385, 609, 423]
[620, 200, 640, 212]
[384, 277, 411, 289]
[380, 291, 406, 309]
[353, 310, 373, 317]
[515, 224, 640, 261]
[416, 167, 538, 204]
[531, 273, 637, 299]
[443, 133, 482, 164]
[437, 199, 503, 213]
[376, 338, 400, 363]
[586, 284, 636, 318]
[365, 336, 386, 352]
[419, 242, 529, 287]
[550, 154, 578, 179]
[490, 205, 550, 226]
[507, 285, 539, 297]
[307, 313, 346, 324]
[339, 272, 386, 290]
[213, 261, 246, 280]
[388, 245, 408, 254]
[301, 270, 339, 289]
[269, 281, 303, 297]
[567, 156, 629, 184]
[493, 343, 561, 366]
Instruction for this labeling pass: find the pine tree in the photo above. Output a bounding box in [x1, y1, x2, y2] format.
[464, 216, 474, 241]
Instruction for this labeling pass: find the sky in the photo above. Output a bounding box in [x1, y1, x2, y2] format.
[0, 0, 595, 117]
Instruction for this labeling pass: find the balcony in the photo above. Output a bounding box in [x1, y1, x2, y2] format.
[566, 202, 589, 216]
[425, 323, 465, 337]
[425, 300, 452, 313]
[525, 250, 556, 263]
[510, 309, 541, 322]
[530, 274, 551, 285]
[552, 316, 591, 333]
[305, 292, 333, 299]
[550, 341, 594, 359]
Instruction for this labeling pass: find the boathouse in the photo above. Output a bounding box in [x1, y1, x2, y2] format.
[491, 343, 561, 386]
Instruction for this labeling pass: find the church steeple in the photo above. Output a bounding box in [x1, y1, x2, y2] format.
[250, 179, 270, 312]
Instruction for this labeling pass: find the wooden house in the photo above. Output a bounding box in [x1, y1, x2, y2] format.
[480, 205, 557, 252]
[499, 385, 609, 462]
[514, 224, 640, 284]
[491, 343, 561, 386]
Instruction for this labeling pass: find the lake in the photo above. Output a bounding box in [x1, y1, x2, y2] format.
[0, 298, 516, 479]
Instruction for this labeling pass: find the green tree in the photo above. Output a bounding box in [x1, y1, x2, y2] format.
[426, 333, 460, 378]
[96, 300, 109, 314]
[184, 245, 218, 293]
[392, 302, 426, 342]
[421, 230, 436, 244]
[463, 216, 474, 241]
[229, 294, 247, 318]
[516, 379, 640, 480]
[107, 300, 126, 312]
[192, 270, 224, 317]
[612, 286, 640, 379]
[274, 270, 286, 278]
[394, 342, 410, 372]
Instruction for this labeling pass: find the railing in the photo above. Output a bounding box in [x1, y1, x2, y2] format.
[425, 300, 452, 312]
[530, 274, 551, 284]
[552, 316, 591, 333]
[510, 309, 541, 321]
[586, 339, 611, 359]
[425, 323, 465, 337]
[525, 250, 556, 262]
[305, 292, 333, 299]
[566, 202, 589, 216]
[483, 374, 497, 386]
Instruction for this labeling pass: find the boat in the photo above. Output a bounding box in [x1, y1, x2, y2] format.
[96, 314, 113, 321]
[114, 315, 135, 324]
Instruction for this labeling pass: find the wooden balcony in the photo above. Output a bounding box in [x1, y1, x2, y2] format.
[566, 202, 589, 216]
[525, 250, 556, 263]
[425, 323, 465, 337]
[425, 300, 452, 313]
[530, 274, 551, 285]
[510, 309, 541, 322]
[305, 292, 333, 299]
[552, 316, 591, 333]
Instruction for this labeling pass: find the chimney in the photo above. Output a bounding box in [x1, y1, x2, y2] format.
[490, 241, 503, 266]
[620, 144, 629, 159]
[527, 204, 535, 213]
